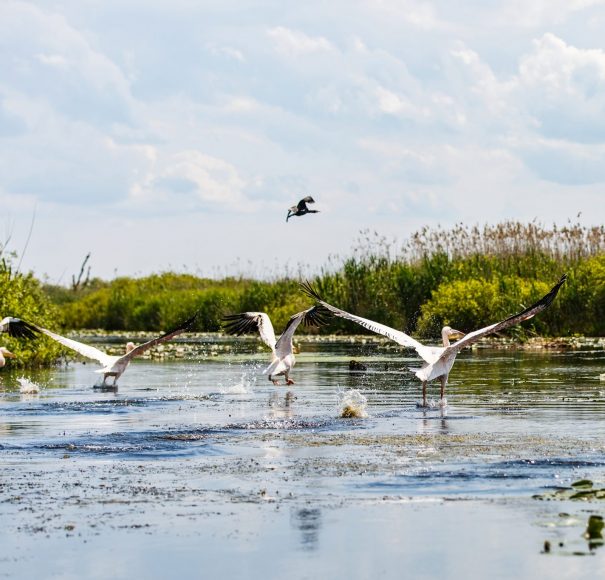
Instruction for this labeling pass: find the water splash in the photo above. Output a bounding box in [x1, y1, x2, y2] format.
[18, 377, 40, 394]
[338, 388, 368, 418]
[220, 373, 255, 394]
[416, 398, 447, 409]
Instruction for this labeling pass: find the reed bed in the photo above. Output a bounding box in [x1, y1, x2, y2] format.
[39, 221, 603, 341]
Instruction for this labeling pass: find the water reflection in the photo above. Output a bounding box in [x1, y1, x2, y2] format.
[290, 506, 322, 551]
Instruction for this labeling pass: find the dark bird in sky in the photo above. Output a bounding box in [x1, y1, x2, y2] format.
[286, 196, 319, 222]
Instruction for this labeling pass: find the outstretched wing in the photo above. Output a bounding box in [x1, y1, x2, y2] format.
[297, 196, 314, 210]
[275, 303, 331, 358]
[443, 274, 567, 356]
[123, 313, 198, 361]
[222, 312, 277, 352]
[34, 325, 114, 367]
[0, 317, 40, 340]
[300, 281, 433, 361]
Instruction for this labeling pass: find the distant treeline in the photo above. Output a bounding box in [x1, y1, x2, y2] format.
[45, 221, 605, 338]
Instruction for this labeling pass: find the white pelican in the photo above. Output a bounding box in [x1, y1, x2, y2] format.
[286, 196, 319, 222]
[30, 314, 198, 387]
[0, 317, 40, 340]
[223, 305, 329, 385]
[0, 347, 16, 368]
[302, 275, 567, 406]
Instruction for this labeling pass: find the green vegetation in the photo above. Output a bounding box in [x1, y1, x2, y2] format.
[4, 220, 603, 369]
[0, 255, 62, 366]
[312, 222, 605, 337]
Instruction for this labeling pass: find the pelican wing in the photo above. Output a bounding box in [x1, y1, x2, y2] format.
[275, 304, 331, 358]
[444, 274, 567, 356]
[300, 282, 432, 361]
[298, 196, 314, 210]
[0, 317, 40, 340]
[35, 326, 114, 367]
[222, 312, 277, 352]
[123, 314, 198, 361]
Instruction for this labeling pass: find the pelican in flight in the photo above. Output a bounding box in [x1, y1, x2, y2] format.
[30, 314, 198, 387]
[223, 305, 330, 385]
[0, 347, 16, 368]
[302, 275, 567, 406]
[0, 317, 40, 340]
[286, 196, 319, 222]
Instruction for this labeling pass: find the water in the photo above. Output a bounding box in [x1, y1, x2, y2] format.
[1, 339, 605, 579]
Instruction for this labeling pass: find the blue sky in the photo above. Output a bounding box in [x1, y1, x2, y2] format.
[1, 0, 604, 281]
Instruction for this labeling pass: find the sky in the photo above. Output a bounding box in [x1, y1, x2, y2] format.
[1, 0, 605, 282]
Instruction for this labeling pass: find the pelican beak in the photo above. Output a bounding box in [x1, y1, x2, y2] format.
[449, 329, 466, 340]
[3, 350, 16, 359]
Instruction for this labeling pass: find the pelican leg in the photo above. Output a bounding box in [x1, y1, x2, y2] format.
[422, 381, 428, 407]
[113, 375, 118, 387]
[440, 375, 447, 406]
[285, 370, 295, 386]
[268, 374, 280, 386]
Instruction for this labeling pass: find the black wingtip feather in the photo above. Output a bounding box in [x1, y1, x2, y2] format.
[221, 313, 261, 336]
[6, 319, 40, 340]
[300, 280, 323, 302]
[502, 273, 567, 324]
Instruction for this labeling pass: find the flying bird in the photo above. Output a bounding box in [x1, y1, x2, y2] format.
[302, 275, 567, 406]
[222, 305, 330, 385]
[286, 196, 319, 222]
[0, 347, 16, 368]
[0, 317, 40, 340]
[30, 314, 198, 387]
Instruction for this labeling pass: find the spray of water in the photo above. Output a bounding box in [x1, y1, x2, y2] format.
[219, 373, 255, 394]
[18, 376, 40, 394]
[337, 388, 368, 418]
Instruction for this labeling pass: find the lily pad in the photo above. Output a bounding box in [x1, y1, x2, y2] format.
[572, 479, 594, 490]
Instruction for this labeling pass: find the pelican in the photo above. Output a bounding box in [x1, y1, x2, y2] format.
[222, 305, 330, 385]
[0, 317, 39, 340]
[30, 314, 198, 387]
[286, 196, 319, 222]
[0, 347, 16, 368]
[302, 275, 567, 406]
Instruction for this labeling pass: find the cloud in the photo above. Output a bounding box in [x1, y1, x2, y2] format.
[267, 26, 334, 55]
[514, 33, 605, 143]
[0, 1, 135, 127]
[128, 150, 250, 213]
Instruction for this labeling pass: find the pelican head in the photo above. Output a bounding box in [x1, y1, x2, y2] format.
[0, 347, 16, 358]
[125, 342, 136, 354]
[441, 326, 465, 346]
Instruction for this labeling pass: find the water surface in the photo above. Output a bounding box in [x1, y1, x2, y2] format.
[1, 338, 604, 579]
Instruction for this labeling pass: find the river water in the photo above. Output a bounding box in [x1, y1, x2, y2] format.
[1, 337, 605, 579]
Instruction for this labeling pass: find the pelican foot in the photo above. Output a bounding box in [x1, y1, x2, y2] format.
[439, 398, 448, 408]
[286, 379, 295, 385]
[272, 380, 280, 386]
[415, 399, 437, 409]
[93, 384, 118, 392]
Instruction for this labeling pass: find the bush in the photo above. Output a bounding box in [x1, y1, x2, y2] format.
[0, 257, 62, 367]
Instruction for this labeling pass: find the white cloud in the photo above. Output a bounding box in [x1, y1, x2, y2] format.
[514, 33, 605, 143]
[128, 150, 250, 213]
[501, 0, 605, 27]
[267, 26, 334, 55]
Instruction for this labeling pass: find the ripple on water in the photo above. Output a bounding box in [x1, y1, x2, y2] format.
[22, 429, 226, 460]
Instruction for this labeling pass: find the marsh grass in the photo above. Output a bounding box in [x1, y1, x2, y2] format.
[42, 221, 605, 340]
